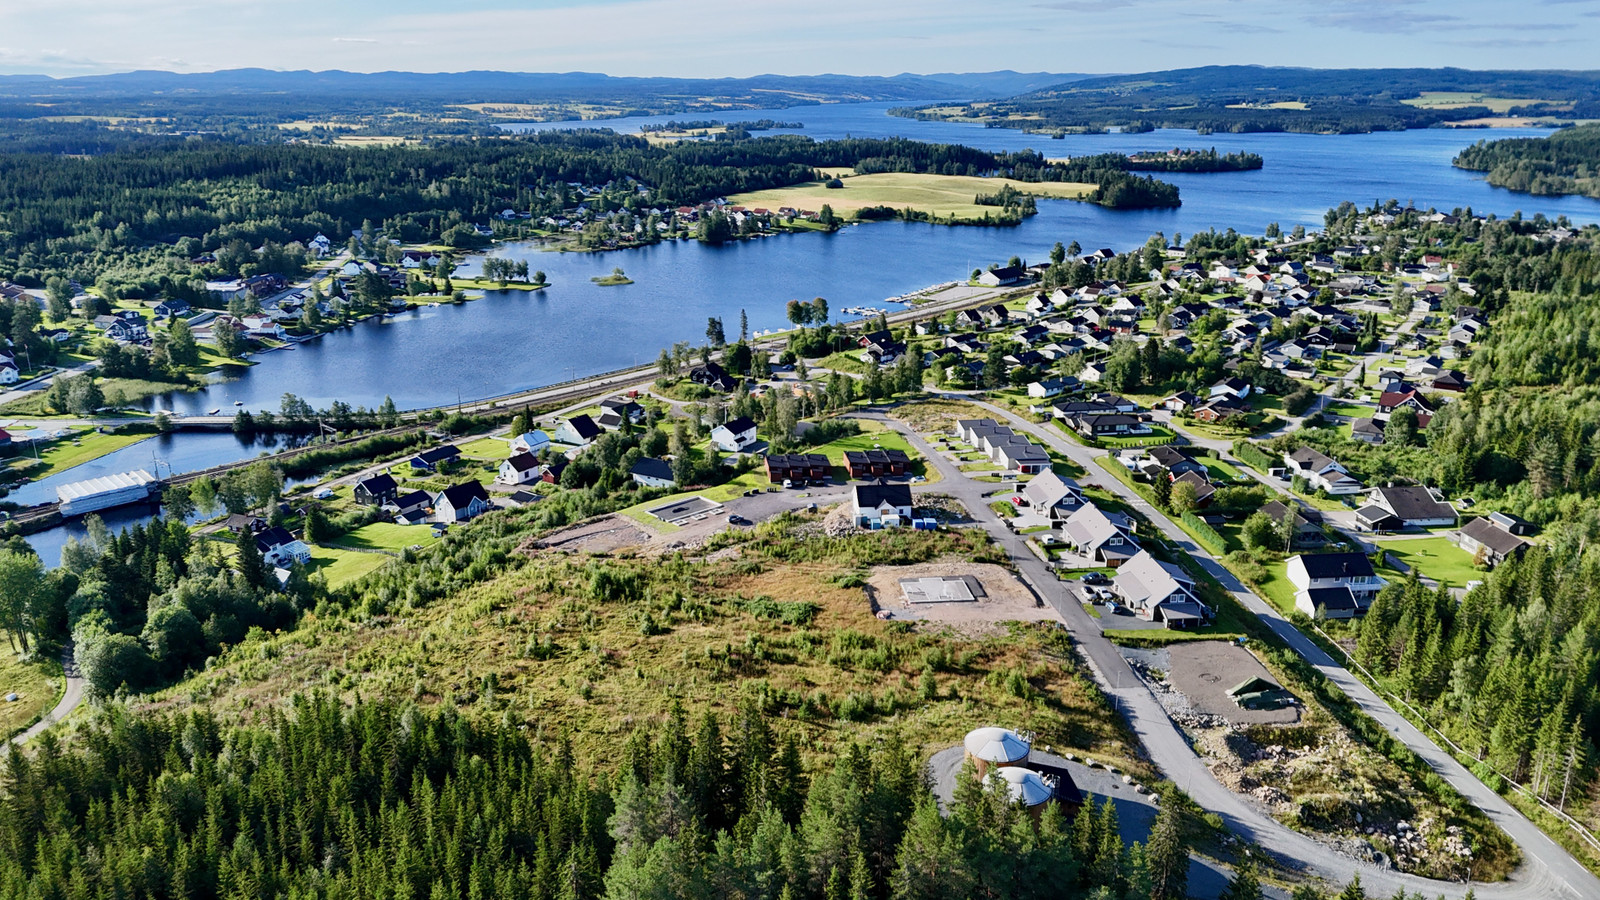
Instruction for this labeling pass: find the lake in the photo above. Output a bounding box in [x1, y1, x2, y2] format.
[25, 102, 1600, 560]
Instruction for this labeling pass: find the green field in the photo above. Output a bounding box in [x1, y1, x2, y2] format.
[329, 523, 439, 554]
[727, 172, 1094, 222]
[1401, 92, 1554, 113]
[0, 639, 60, 738]
[1374, 536, 1482, 587]
[2, 430, 151, 480]
[310, 546, 396, 588]
[455, 436, 510, 459]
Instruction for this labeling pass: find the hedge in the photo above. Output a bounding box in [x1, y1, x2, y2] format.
[1181, 510, 1229, 554]
[1231, 438, 1276, 472]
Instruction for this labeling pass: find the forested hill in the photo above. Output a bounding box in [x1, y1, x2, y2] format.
[892, 65, 1600, 135]
[1453, 124, 1600, 199]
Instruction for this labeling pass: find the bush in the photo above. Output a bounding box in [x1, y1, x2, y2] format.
[1181, 511, 1228, 553]
[1231, 439, 1275, 471]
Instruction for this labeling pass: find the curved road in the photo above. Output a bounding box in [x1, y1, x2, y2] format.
[6, 644, 85, 749]
[906, 397, 1597, 899]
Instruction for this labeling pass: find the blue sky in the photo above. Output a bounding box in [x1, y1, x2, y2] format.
[1, 0, 1598, 76]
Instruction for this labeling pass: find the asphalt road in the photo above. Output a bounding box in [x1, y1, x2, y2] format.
[5, 644, 85, 750]
[935, 397, 1598, 900]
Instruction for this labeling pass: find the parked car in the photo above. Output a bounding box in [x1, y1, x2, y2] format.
[1079, 572, 1110, 585]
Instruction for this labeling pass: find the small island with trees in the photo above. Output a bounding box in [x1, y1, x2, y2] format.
[1453, 123, 1600, 199]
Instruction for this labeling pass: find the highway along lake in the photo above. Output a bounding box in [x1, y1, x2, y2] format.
[19, 103, 1600, 558]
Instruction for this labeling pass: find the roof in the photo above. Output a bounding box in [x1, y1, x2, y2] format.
[1147, 445, 1195, 468]
[503, 452, 540, 472]
[1459, 517, 1530, 556]
[1023, 469, 1081, 509]
[513, 430, 550, 446]
[1063, 504, 1130, 551]
[56, 469, 156, 503]
[563, 414, 602, 440]
[1291, 552, 1375, 580]
[356, 473, 398, 495]
[854, 482, 913, 510]
[255, 526, 295, 551]
[718, 416, 757, 435]
[393, 489, 432, 510]
[437, 481, 490, 509]
[1299, 586, 1359, 612]
[963, 726, 1030, 763]
[1287, 446, 1338, 471]
[988, 767, 1053, 807]
[1113, 550, 1197, 608]
[414, 445, 461, 464]
[1260, 499, 1320, 526]
[1371, 485, 1456, 522]
[630, 457, 675, 482]
[1379, 390, 1433, 412]
[1227, 675, 1286, 698]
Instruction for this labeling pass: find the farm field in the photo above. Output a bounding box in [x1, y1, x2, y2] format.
[727, 172, 1094, 221]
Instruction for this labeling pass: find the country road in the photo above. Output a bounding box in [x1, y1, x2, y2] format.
[6, 645, 85, 750]
[912, 396, 1600, 900]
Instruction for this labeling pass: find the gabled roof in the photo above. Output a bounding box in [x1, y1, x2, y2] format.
[356, 473, 398, 495]
[1300, 586, 1360, 613]
[854, 482, 913, 510]
[255, 526, 295, 551]
[1287, 446, 1339, 471]
[437, 481, 490, 509]
[414, 445, 461, 464]
[1023, 469, 1081, 509]
[503, 452, 540, 473]
[1063, 504, 1132, 551]
[1291, 551, 1374, 580]
[393, 489, 432, 510]
[563, 414, 603, 440]
[630, 457, 675, 482]
[718, 415, 757, 435]
[1458, 516, 1529, 556]
[1370, 485, 1456, 522]
[1113, 550, 1197, 608]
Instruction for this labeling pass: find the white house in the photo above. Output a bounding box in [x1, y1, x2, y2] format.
[497, 452, 542, 485]
[853, 483, 914, 528]
[629, 457, 676, 489]
[1283, 447, 1365, 496]
[554, 415, 603, 447]
[434, 481, 493, 523]
[0, 360, 18, 384]
[510, 430, 552, 454]
[1286, 552, 1385, 609]
[710, 416, 759, 453]
[1061, 503, 1139, 565]
[255, 527, 312, 568]
[1209, 377, 1252, 400]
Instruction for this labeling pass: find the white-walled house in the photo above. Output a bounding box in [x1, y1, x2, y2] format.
[853, 483, 914, 528]
[711, 416, 759, 452]
[1287, 552, 1385, 612]
[510, 431, 551, 454]
[497, 453, 542, 485]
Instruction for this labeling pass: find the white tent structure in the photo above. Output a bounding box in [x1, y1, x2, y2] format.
[988, 766, 1054, 809]
[963, 726, 1031, 776]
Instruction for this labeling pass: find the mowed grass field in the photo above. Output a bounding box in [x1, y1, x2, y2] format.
[1374, 536, 1482, 587]
[1400, 92, 1558, 113]
[0, 639, 60, 738]
[728, 172, 1094, 220]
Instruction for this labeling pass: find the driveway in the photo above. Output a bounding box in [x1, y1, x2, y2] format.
[6, 644, 85, 750]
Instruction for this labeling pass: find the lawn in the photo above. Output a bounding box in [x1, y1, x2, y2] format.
[1373, 537, 1483, 587]
[456, 436, 511, 459]
[726, 172, 1095, 223]
[1255, 560, 1300, 615]
[1323, 402, 1373, 419]
[310, 546, 396, 588]
[2, 430, 152, 481]
[1197, 456, 1244, 482]
[1098, 426, 1176, 449]
[817, 352, 870, 375]
[329, 523, 439, 554]
[0, 640, 61, 739]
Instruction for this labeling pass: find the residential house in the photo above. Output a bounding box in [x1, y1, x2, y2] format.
[978, 265, 1025, 287]
[1296, 586, 1363, 620]
[152, 299, 191, 319]
[765, 453, 830, 483]
[410, 445, 461, 472]
[1287, 552, 1384, 610]
[205, 279, 248, 302]
[710, 416, 759, 453]
[94, 315, 148, 343]
[1210, 377, 1252, 400]
[979, 304, 1010, 327]
[510, 431, 551, 455]
[224, 513, 266, 535]
[0, 360, 17, 384]
[1022, 470, 1085, 520]
[540, 458, 569, 485]
[1193, 399, 1249, 424]
[554, 415, 603, 447]
[597, 398, 645, 430]
[1283, 447, 1364, 495]
[1454, 516, 1530, 568]
[843, 449, 910, 480]
[1159, 391, 1200, 413]
[497, 452, 543, 485]
[1027, 377, 1077, 399]
[992, 437, 1050, 474]
[1061, 504, 1140, 565]
[255, 527, 312, 568]
[1113, 550, 1209, 629]
[1350, 418, 1385, 444]
[629, 457, 676, 489]
[1079, 361, 1107, 383]
[1432, 369, 1470, 392]
[434, 481, 492, 523]
[1356, 485, 1457, 530]
[353, 473, 399, 506]
[852, 482, 914, 528]
[689, 362, 738, 392]
[1138, 446, 1206, 480]
[1069, 413, 1148, 438]
[1259, 499, 1326, 548]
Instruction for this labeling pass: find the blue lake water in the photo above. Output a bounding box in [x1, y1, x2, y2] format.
[27, 102, 1600, 557]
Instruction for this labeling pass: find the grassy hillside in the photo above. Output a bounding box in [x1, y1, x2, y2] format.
[728, 172, 1093, 223]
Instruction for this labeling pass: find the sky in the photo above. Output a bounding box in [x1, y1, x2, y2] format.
[1, 0, 1599, 77]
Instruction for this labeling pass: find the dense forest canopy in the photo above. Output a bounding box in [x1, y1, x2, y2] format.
[1454, 124, 1600, 199]
[893, 65, 1600, 134]
[0, 132, 1179, 295]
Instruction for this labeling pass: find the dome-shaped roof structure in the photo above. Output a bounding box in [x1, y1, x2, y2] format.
[989, 766, 1053, 807]
[963, 727, 1031, 764]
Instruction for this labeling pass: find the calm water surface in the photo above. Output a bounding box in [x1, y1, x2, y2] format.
[29, 103, 1600, 556]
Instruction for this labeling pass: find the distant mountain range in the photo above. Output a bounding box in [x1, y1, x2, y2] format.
[0, 68, 1093, 103]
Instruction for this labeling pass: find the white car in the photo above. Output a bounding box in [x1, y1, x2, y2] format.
[312, 487, 334, 500]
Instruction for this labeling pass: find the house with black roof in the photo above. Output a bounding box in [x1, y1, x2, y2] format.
[354, 473, 399, 506]
[434, 481, 492, 523]
[630, 457, 676, 489]
[410, 445, 462, 472]
[978, 265, 1025, 287]
[852, 482, 914, 528]
[554, 414, 603, 446]
[1357, 485, 1457, 531]
[1287, 551, 1384, 608]
[390, 490, 433, 525]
